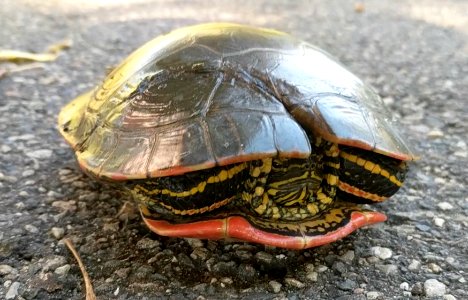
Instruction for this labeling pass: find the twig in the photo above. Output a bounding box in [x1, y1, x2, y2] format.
[64, 238, 97, 300]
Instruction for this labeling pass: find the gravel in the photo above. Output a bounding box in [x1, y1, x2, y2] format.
[5, 282, 20, 300]
[370, 246, 393, 260]
[54, 264, 71, 276]
[0, 265, 16, 276]
[366, 291, 383, 300]
[269, 280, 282, 293]
[1, 0, 467, 299]
[424, 279, 447, 297]
[50, 227, 65, 239]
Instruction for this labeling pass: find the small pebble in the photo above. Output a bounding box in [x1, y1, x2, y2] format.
[8, 134, 35, 142]
[177, 253, 195, 269]
[234, 249, 252, 261]
[332, 261, 347, 274]
[354, 287, 365, 294]
[284, 278, 305, 288]
[376, 264, 398, 275]
[382, 96, 394, 105]
[5, 282, 20, 300]
[136, 237, 160, 250]
[22, 169, 35, 177]
[27, 149, 53, 159]
[424, 254, 444, 262]
[102, 222, 119, 232]
[416, 224, 431, 232]
[411, 282, 424, 296]
[78, 192, 99, 202]
[50, 227, 65, 239]
[306, 271, 318, 282]
[427, 129, 444, 138]
[190, 247, 209, 261]
[366, 256, 380, 264]
[403, 291, 412, 297]
[114, 268, 131, 279]
[0, 265, 15, 275]
[427, 262, 442, 273]
[437, 202, 453, 211]
[255, 251, 274, 265]
[454, 150, 467, 158]
[220, 277, 233, 285]
[269, 280, 282, 293]
[43, 256, 67, 272]
[366, 291, 382, 299]
[304, 264, 314, 272]
[339, 250, 355, 263]
[47, 190, 61, 199]
[338, 279, 357, 291]
[54, 264, 71, 275]
[52, 200, 77, 212]
[400, 282, 410, 291]
[58, 169, 72, 176]
[0, 174, 17, 183]
[408, 259, 421, 271]
[24, 224, 39, 233]
[2, 145, 11, 152]
[184, 238, 204, 248]
[19, 191, 29, 197]
[371, 246, 393, 260]
[443, 295, 457, 300]
[433, 217, 445, 227]
[24, 180, 35, 186]
[424, 279, 446, 297]
[446, 257, 455, 264]
[316, 265, 328, 272]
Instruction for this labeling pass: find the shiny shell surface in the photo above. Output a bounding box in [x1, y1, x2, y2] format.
[58, 23, 414, 180]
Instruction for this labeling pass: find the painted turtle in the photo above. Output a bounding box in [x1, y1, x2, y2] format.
[58, 23, 414, 249]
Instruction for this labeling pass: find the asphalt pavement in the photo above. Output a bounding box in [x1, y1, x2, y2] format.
[1, 1, 467, 299]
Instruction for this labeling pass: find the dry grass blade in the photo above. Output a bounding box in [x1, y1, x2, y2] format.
[64, 238, 97, 300]
[47, 39, 73, 54]
[0, 39, 72, 63]
[0, 50, 58, 63]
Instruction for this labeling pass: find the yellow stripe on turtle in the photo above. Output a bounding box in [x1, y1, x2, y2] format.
[338, 181, 387, 202]
[156, 196, 236, 216]
[135, 163, 247, 197]
[340, 151, 403, 186]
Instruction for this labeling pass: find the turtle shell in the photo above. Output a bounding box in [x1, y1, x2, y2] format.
[58, 23, 414, 180]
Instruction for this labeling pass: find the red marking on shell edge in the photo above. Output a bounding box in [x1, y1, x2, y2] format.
[142, 211, 387, 249]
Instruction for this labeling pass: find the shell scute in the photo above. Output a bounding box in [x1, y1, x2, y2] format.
[58, 23, 414, 180]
